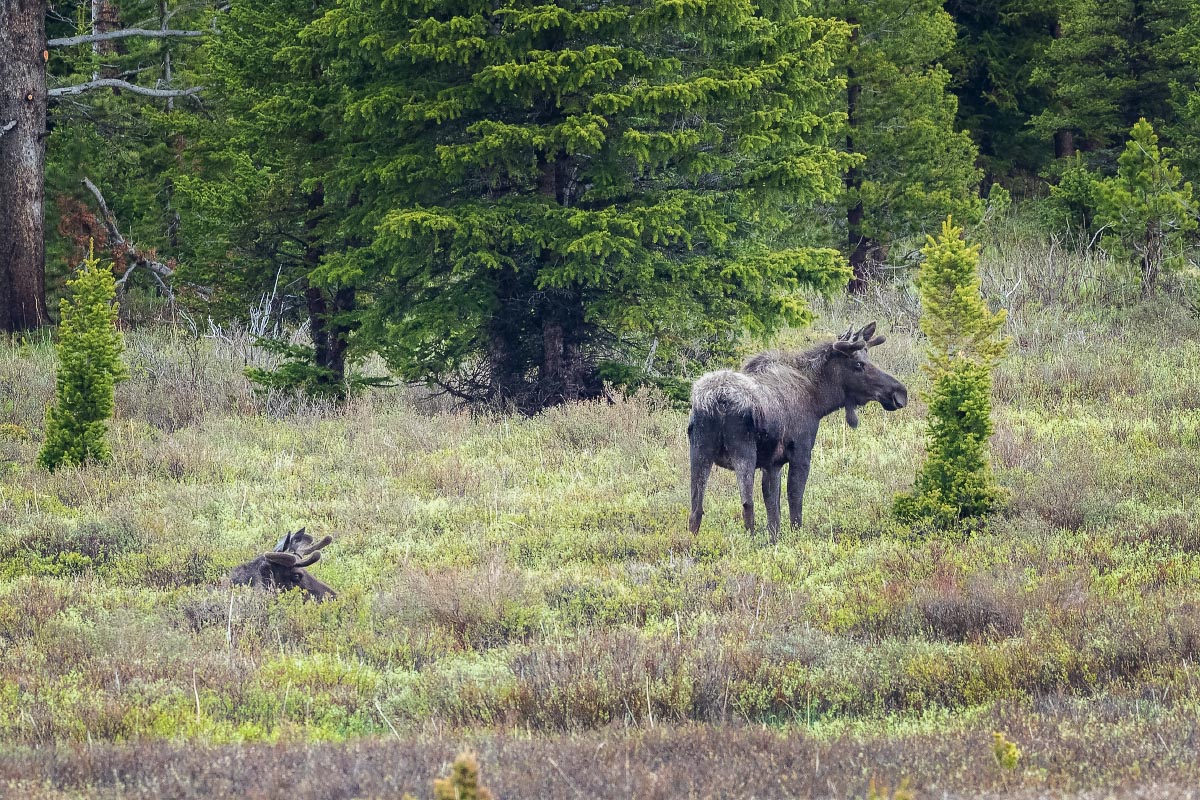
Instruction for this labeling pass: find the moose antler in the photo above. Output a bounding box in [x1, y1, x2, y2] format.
[263, 550, 322, 568]
[273, 528, 299, 553]
[856, 321, 886, 348]
[272, 528, 333, 557]
[834, 322, 888, 354]
[289, 532, 332, 557]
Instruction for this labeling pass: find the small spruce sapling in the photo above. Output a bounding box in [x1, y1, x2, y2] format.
[894, 217, 1008, 527]
[38, 242, 129, 470]
[992, 731, 1021, 772]
[1093, 119, 1197, 295]
[432, 751, 493, 800]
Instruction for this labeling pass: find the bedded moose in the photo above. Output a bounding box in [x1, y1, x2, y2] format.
[229, 528, 337, 601]
[688, 323, 907, 540]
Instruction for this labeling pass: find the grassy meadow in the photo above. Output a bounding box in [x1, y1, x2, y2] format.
[4, 227, 1200, 797]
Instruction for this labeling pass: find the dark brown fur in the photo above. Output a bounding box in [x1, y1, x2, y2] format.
[229, 528, 336, 601]
[687, 323, 907, 540]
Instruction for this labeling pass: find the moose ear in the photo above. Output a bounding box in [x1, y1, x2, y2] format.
[273, 531, 293, 553]
[857, 322, 877, 342]
[833, 339, 866, 355]
[289, 529, 315, 551]
[264, 552, 299, 566]
[837, 325, 855, 341]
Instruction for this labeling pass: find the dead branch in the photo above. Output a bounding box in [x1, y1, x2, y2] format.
[50, 80, 203, 99]
[47, 28, 203, 47]
[81, 176, 175, 299]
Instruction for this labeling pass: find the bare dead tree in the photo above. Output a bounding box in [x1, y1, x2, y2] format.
[81, 176, 176, 300]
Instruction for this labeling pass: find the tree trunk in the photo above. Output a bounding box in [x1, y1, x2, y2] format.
[486, 265, 527, 404]
[1141, 221, 1162, 296]
[844, 18, 873, 295]
[1050, 19, 1076, 160]
[1054, 129, 1075, 160]
[538, 291, 593, 408]
[305, 283, 355, 389]
[0, 0, 51, 333]
[534, 157, 595, 407]
[299, 184, 355, 397]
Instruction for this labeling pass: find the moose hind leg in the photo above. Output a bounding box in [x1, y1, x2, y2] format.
[762, 466, 782, 542]
[734, 460, 756, 532]
[688, 450, 714, 534]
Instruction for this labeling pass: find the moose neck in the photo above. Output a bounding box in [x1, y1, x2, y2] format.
[787, 344, 851, 422]
[810, 375, 851, 421]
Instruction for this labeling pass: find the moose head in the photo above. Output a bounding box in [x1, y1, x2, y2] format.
[229, 528, 337, 601]
[828, 322, 908, 428]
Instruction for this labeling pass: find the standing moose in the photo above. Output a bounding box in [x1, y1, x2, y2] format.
[688, 323, 908, 540]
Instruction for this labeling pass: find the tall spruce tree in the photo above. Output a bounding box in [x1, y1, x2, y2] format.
[1031, 0, 1195, 164]
[895, 218, 1008, 528]
[813, 0, 982, 292]
[303, 0, 856, 410]
[942, 0, 1062, 176]
[175, 0, 362, 397]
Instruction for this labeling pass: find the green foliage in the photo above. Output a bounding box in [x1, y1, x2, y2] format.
[1031, 0, 1195, 160]
[1179, 4, 1200, 173]
[595, 360, 690, 406]
[894, 362, 1004, 525]
[1092, 119, 1197, 295]
[305, 0, 856, 409]
[44, 1, 215, 304]
[984, 185, 1011, 222]
[244, 339, 390, 400]
[992, 731, 1021, 771]
[943, 0, 1063, 176]
[1044, 155, 1100, 233]
[816, 0, 983, 272]
[895, 218, 1008, 527]
[176, 0, 364, 400]
[38, 245, 129, 471]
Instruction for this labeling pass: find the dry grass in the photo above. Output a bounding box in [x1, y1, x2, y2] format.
[4, 232, 1200, 794]
[3, 706, 1200, 799]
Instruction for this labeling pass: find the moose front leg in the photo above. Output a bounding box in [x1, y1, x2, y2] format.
[786, 453, 812, 529]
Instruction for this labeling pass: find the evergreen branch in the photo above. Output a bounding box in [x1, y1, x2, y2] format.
[50, 80, 203, 99]
[47, 28, 203, 48]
